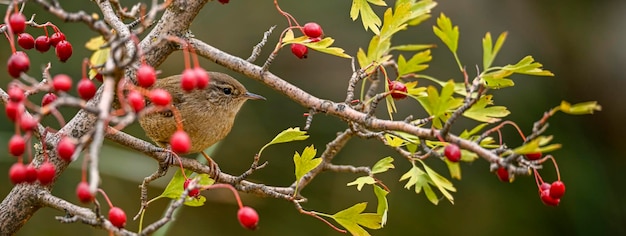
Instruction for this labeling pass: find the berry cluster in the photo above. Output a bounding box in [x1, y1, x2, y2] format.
[533, 157, 566, 206]
[290, 22, 324, 59]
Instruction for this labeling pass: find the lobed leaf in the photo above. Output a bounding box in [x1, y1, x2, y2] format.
[372, 156, 395, 174]
[432, 13, 459, 53]
[348, 176, 377, 191]
[463, 95, 510, 123]
[397, 50, 432, 76]
[350, 0, 383, 34]
[294, 145, 322, 193]
[559, 101, 602, 115]
[332, 202, 383, 236]
[482, 32, 508, 70]
[259, 127, 308, 156]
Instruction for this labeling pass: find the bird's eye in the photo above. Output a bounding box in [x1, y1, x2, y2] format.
[222, 87, 232, 95]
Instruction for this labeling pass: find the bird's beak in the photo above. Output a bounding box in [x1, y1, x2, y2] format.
[245, 92, 266, 100]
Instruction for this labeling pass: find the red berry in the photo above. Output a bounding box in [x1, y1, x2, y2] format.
[17, 33, 35, 49]
[194, 67, 209, 89]
[149, 89, 172, 106]
[525, 152, 542, 161]
[540, 189, 560, 206]
[7, 51, 30, 78]
[76, 181, 94, 203]
[25, 165, 37, 183]
[8, 85, 25, 102]
[444, 144, 461, 162]
[549, 181, 566, 199]
[218, 0, 229, 4]
[109, 207, 127, 228]
[8, 13, 26, 34]
[34, 36, 51, 52]
[540, 182, 551, 191]
[309, 37, 321, 43]
[9, 134, 26, 157]
[57, 137, 76, 161]
[303, 22, 323, 38]
[55, 40, 73, 62]
[94, 73, 103, 82]
[37, 162, 56, 185]
[291, 44, 308, 59]
[237, 206, 259, 230]
[183, 179, 200, 197]
[52, 74, 73, 92]
[388, 80, 408, 100]
[19, 113, 38, 131]
[127, 90, 145, 112]
[41, 93, 57, 106]
[496, 167, 509, 183]
[9, 163, 27, 184]
[5, 101, 24, 122]
[49, 32, 66, 47]
[77, 79, 97, 100]
[136, 64, 157, 88]
[170, 130, 191, 154]
[180, 68, 197, 92]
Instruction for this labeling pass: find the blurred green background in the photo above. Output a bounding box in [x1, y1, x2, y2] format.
[1, 0, 624, 235]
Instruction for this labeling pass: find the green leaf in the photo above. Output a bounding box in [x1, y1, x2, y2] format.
[380, 4, 413, 41]
[332, 203, 382, 236]
[397, 50, 432, 76]
[350, 0, 384, 34]
[420, 160, 456, 204]
[432, 13, 459, 54]
[283, 36, 352, 58]
[513, 136, 562, 155]
[294, 145, 322, 193]
[445, 159, 461, 180]
[459, 123, 489, 139]
[482, 32, 507, 70]
[159, 170, 214, 207]
[417, 81, 464, 128]
[384, 134, 405, 147]
[373, 185, 389, 226]
[390, 44, 435, 51]
[463, 95, 510, 123]
[259, 127, 308, 157]
[559, 101, 602, 115]
[503, 56, 554, 76]
[348, 176, 377, 191]
[372, 156, 395, 174]
[405, 81, 427, 97]
[399, 164, 439, 204]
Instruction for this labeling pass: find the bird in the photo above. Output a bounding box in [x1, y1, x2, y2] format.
[138, 71, 264, 168]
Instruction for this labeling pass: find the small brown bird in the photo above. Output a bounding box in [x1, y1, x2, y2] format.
[139, 71, 264, 164]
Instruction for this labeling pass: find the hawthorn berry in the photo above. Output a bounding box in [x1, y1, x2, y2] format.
[149, 89, 172, 106]
[52, 74, 73, 92]
[496, 167, 510, 183]
[109, 207, 127, 228]
[77, 78, 97, 100]
[76, 181, 94, 203]
[55, 40, 73, 62]
[127, 90, 145, 112]
[194, 67, 210, 89]
[34, 36, 51, 52]
[25, 165, 37, 183]
[183, 179, 200, 198]
[5, 101, 24, 122]
[218, 0, 229, 4]
[540, 189, 560, 206]
[9, 134, 26, 157]
[303, 22, 323, 38]
[17, 33, 35, 49]
[57, 137, 76, 161]
[9, 163, 27, 184]
[19, 113, 38, 131]
[170, 130, 191, 154]
[540, 182, 551, 191]
[525, 152, 542, 161]
[41, 93, 57, 106]
[388, 80, 408, 100]
[8, 86, 25, 102]
[8, 13, 26, 34]
[7, 51, 30, 78]
[94, 73, 103, 82]
[237, 206, 259, 230]
[49, 32, 66, 47]
[444, 144, 461, 162]
[291, 43, 308, 59]
[549, 181, 566, 199]
[136, 64, 157, 88]
[180, 68, 198, 92]
[37, 162, 56, 185]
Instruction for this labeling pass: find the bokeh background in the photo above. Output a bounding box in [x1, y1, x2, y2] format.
[1, 0, 624, 235]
